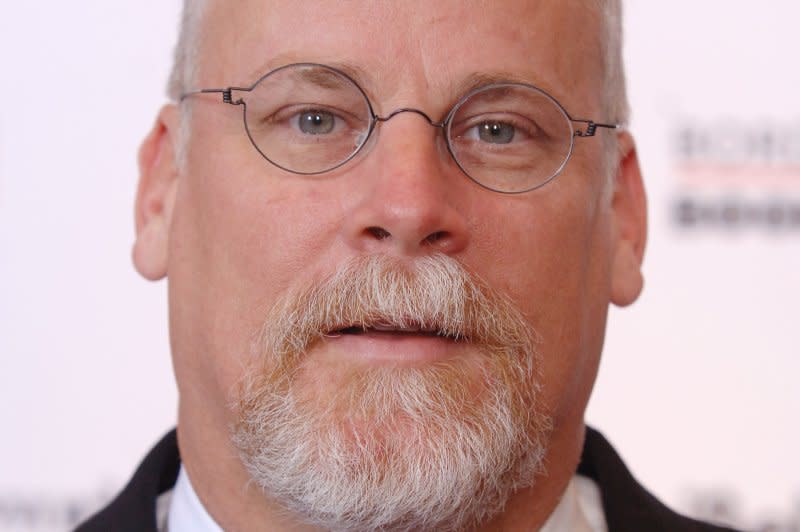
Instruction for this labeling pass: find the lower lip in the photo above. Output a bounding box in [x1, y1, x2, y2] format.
[317, 331, 471, 366]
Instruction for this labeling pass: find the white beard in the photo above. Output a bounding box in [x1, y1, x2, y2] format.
[233, 254, 551, 531]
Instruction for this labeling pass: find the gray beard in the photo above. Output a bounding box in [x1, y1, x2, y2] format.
[232, 254, 551, 531]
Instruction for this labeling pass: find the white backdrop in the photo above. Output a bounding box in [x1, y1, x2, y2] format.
[1, 2, 798, 531]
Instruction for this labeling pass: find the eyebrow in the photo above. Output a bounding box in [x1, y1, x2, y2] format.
[291, 66, 357, 90]
[454, 71, 558, 99]
[245, 56, 370, 89]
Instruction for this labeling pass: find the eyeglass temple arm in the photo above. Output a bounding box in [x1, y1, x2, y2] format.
[179, 87, 249, 105]
[572, 119, 620, 137]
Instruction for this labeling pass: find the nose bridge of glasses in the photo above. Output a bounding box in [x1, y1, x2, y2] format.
[368, 107, 451, 167]
[375, 108, 445, 128]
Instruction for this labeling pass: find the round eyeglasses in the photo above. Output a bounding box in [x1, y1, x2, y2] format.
[181, 63, 619, 194]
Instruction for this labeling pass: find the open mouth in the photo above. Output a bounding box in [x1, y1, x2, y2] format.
[327, 321, 465, 340]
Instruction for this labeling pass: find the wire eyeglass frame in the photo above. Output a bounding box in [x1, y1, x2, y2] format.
[180, 62, 620, 194]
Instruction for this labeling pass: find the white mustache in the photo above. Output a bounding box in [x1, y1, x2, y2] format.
[257, 253, 536, 368]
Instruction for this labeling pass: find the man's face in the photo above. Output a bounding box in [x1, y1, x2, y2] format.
[134, 0, 645, 528]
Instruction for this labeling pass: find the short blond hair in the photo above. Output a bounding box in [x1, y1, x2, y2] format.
[167, 0, 208, 103]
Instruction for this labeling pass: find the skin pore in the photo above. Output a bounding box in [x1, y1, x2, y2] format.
[133, 1, 646, 530]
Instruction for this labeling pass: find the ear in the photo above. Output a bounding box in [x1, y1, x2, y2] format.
[609, 131, 647, 307]
[132, 104, 181, 281]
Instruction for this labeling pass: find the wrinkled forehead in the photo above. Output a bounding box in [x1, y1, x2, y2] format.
[197, 0, 605, 114]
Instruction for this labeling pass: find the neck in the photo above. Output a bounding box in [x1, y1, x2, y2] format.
[177, 400, 316, 532]
[482, 422, 586, 531]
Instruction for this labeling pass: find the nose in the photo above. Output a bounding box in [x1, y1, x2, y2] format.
[342, 112, 470, 257]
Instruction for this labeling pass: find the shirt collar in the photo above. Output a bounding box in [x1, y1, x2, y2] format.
[164, 466, 223, 532]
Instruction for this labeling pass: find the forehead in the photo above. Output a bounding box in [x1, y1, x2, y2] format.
[198, 0, 604, 113]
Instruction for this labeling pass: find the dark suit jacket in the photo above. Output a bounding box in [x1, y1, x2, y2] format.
[76, 427, 740, 531]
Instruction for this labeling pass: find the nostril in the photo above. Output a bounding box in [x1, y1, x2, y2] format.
[423, 231, 448, 245]
[366, 226, 392, 240]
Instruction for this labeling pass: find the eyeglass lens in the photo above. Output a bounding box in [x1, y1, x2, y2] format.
[240, 64, 574, 193]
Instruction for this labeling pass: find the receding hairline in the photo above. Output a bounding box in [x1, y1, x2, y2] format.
[168, 0, 627, 126]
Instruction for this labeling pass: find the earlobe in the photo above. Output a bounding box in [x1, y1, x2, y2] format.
[132, 105, 181, 281]
[609, 132, 647, 307]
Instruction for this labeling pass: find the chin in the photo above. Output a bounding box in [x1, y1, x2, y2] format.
[232, 348, 551, 531]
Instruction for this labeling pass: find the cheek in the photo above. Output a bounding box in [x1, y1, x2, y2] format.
[468, 187, 613, 425]
[167, 148, 348, 406]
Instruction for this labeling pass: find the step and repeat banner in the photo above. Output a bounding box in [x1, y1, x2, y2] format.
[1, 2, 797, 531]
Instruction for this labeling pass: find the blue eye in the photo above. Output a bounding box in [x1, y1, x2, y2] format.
[477, 122, 515, 144]
[298, 110, 335, 134]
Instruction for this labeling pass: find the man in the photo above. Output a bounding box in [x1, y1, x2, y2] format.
[78, 1, 737, 530]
